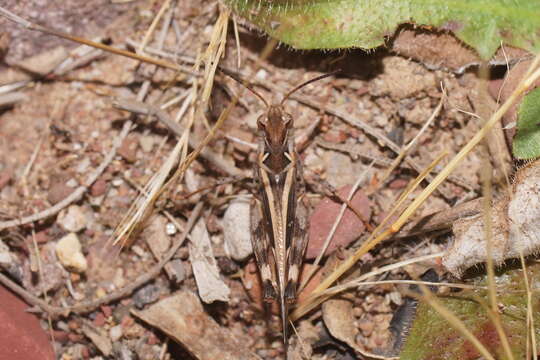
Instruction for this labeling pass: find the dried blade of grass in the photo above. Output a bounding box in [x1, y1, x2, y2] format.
[137, 0, 172, 54]
[112, 137, 188, 246]
[295, 53, 540, 320]
[350, 279, 481, 290]
[481, 143, 515, 360]
[519, 249, 537, 359]
[299, 160, 375, 292]
[200, 9, 229, 109]
[232, 17, 241, 69]
[163, 87, 238, 196]
[295, 153, 446, 316]
[417, 283, 496, 360]
[292, 252, 443, 320]
[292, 152, 446, 319]
[0, 7, 197, 75]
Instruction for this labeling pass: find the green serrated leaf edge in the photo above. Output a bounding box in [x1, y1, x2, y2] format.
[225, 0, 540, 59]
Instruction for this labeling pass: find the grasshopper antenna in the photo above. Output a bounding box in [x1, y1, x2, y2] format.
[218, 67, 269, 107]
[281, 69, 341, 105]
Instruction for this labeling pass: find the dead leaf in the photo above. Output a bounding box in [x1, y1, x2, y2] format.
[82, 323, 112, 356]
[132, 291, 259, 360]
[189, 218, 230, 303]
[443, 160, 540, 277]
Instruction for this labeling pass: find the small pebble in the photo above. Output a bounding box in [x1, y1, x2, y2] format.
[66, 178, 78, 188]
[57, 205, 87, 232]
[109, 325, 123, 342]
[55, 233, 88, 273]
[133, 283, 161, 309]
[165, 259, 185, 283]
[165, 222, 177, 236]
[139, 135, 154, 153]
[222, 199, 252, 261]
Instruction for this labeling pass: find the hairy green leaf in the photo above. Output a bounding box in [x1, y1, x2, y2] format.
[400, 263, 540, 359]
[513, 87, 540, 159]
[226, 0, 540, 58]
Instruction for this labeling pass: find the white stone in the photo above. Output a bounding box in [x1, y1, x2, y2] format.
[56, 233, 88, 273]
[222, 199, 252, 261]
[109, 325, 123, 342]
[139, 135, 154, 153]
[57, 205, 87, 232]
[165, 222, 177, 236]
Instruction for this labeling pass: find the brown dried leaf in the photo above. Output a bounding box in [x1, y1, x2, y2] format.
[189, 218, 230, 303]
[322, 298, 359, 350]
[132, 291, 259, 360]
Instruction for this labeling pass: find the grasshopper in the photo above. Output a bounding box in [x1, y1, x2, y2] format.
[225, 71, 337, 345]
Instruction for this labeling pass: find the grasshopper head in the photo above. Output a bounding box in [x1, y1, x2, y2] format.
[258, 104, 292, 155]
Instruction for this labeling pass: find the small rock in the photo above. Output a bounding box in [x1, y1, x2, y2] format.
[15, 46, 68, 75]
[47, 180, 74, 205]
[76, 157, 91, 173]
[133, 283, 161, 309]
[165, 222, 177, 235]
[57, 205, 87, 232]
[307, 186, 372, 259]
[0, 285, 55, 359]
[164, 259, 185, 284]
[143, 215, 171, 258]
[109, 325, 123, 342]
[222, 199, 252, 261]
[217, 257, 239, 275]
[90, 179, 107, 197]
[93, 312, 106, 327]
[82, 323, 112, 356]
[56, 233, 88, 273]
[66, 178, 79, 188]
[0, 240, 14, 267]
[357, 318, 375, 337]
[139, 135, 154, 153]
[118, 136, 138, 163]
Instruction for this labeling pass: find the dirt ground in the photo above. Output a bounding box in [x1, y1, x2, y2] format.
[0, 1, 512, 359]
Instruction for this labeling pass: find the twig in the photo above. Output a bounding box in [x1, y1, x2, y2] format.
[0, 92, 27, 108]
[0, 203, 203, 317]
[113, 98, 245, 178]
[315, 140, 393, 166]
[138, 0, 172, 54]
[0, 7, 197, 76]
[0, 120, 132, 230]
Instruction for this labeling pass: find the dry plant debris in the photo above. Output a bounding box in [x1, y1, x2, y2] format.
[444, 159, 540, 277]
[133, 291, 259, 360]
[0, 1, 538, 359]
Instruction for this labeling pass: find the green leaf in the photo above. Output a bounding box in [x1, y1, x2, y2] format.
[400, 264, 540, 359]
[225, 0, 540, 58]
[513, 87, 540, 159]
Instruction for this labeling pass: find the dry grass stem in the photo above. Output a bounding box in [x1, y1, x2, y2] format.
[292, 151, 447, 319]
[299, 161, 375, 292]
